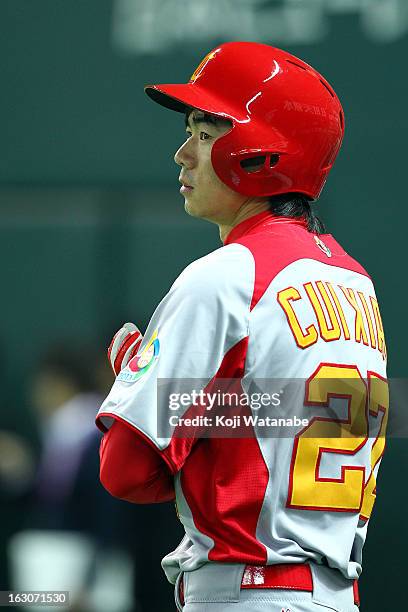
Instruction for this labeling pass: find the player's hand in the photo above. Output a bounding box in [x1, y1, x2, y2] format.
[108, 322, 143, 376]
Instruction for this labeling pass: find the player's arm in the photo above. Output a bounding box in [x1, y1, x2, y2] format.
[99, 419, 175, 504]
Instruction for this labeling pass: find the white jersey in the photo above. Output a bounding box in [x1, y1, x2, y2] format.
[97, 211, 388, 585]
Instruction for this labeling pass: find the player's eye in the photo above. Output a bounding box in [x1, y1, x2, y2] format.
[199, 131, 211, 141]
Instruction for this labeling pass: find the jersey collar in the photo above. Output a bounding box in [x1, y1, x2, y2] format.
[224, 210, 308, 245]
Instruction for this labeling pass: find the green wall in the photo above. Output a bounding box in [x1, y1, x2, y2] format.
[1, 2, 406, 609]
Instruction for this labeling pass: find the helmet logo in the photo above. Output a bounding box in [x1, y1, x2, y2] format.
[190, 49, 220, 83]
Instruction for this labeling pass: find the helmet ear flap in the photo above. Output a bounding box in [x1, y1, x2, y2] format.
[240, 153, 280, 175]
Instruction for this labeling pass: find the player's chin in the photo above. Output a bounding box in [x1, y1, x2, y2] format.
[184, 198, 202, 218]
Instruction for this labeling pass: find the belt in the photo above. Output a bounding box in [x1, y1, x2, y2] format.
[178, 563, 360, 607]
[242, 564, 360, 606]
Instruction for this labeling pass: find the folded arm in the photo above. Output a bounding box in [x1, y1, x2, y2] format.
[99, 419, 175, 504]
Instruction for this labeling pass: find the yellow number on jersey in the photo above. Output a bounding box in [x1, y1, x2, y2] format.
[287, 363, 388, 518]
[360, 372, 389, 521]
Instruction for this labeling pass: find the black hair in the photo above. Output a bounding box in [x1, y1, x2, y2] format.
[268, 193, 326, 234]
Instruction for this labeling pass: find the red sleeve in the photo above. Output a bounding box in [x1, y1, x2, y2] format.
[99, 419, 175, 504]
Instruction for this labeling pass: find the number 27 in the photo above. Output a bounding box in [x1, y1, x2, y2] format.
[287, 363, 388, 521]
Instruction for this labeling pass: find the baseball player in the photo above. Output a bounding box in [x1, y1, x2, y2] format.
[96, 42, 388, 611]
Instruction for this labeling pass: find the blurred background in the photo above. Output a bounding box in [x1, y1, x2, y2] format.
[1, 0, 407, 610]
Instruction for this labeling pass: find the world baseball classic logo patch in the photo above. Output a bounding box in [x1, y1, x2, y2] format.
[117, 329, 160, 383]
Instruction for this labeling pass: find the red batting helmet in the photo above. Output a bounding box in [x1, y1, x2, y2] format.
[145, 42, 345, 201]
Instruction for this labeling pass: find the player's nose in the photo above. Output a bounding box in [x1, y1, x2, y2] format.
[174, 138, 196, 169]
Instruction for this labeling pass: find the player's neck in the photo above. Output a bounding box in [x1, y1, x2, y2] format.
[219, 199, 271, 243]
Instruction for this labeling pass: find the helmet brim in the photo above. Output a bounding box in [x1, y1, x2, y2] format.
[144, 83, 242, 121]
